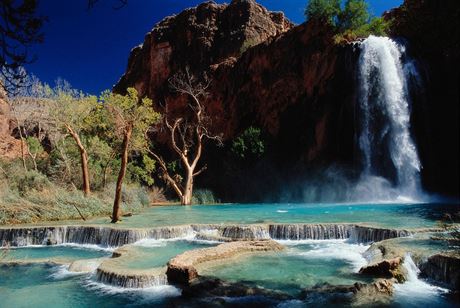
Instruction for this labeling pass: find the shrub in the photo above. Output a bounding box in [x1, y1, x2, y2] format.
[148, 186, 167, 204]
[231, 126, 265, 160]
[15, 170, 51, 196]
[192, 189, 218, 205]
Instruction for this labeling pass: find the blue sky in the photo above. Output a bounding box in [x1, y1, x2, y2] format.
[27, 0, 403, 94]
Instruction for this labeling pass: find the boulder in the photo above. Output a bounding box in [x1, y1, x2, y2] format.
[419, 252, 460, 291]
[359, 257, 405, 282]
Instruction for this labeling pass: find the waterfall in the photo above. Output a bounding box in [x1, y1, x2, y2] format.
[393, 254, 449, 305]
[357, 35, 422, 200]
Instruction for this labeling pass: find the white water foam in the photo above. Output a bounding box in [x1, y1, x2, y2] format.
[357, 35, 423, 201]
[393, 254, 450, 307]
[278, 239, 369, 272]
[48, 265, 86, 279]
[83, 275, 181, 302]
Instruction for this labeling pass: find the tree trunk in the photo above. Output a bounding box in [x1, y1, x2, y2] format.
[111, 126, 132, 223]
[66, 125, 90, 196]
[80, 149, 90, 196]
[17, 126, 27, 172]
[181, 169, 193, 205]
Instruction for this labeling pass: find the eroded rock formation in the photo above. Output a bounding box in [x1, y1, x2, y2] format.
[0, 87, 22, 160]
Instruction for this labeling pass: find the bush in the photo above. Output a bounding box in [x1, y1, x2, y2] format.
[192, 189, 218, 205]
[0, 159, 151, 224]
[15, 170, 51, 196]
[231, 126, 265, 160]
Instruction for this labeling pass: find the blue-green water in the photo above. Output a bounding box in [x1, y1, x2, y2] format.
[98, 202, 460, 228]
[123, 239, 217, 269]
[1, 202, 459, 307]
[1, 245, 110, 263]
[200, 240, 372, 295]
[20, 202, 459, 229]
[0, 264, 180, 307]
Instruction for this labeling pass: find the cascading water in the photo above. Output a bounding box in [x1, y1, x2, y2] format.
[357, 35, 422, 201]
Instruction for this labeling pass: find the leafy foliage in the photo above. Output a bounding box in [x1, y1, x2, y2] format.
[305, 0, 391, 40]
[101, 88, 161, 152]
[304, 0, 341, 25]
[231, 126, 265, 160]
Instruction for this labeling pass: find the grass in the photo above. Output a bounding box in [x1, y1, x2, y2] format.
[0, 170, 150, 225]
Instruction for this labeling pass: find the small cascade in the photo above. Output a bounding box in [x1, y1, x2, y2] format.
[0, 225, 194, 247]
[219, 225, 270, 240]
[0, 223, 414, 249]
[349, 226, 411, 243]
[357, 35, 422, 200]
[269, 224, 353, 240]
[393, 254, 449, 305]
[96, 268, 168, 288]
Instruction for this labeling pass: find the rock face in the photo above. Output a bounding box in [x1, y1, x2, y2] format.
[114, 0, 459, 200]
[115, 0, 293, 102]
[359, 257, 405, 282]
[301, 279, 395, 306]
[0, 88, 22, 160]
[419, 253, 460, 291]
[114, 0, 358, 201]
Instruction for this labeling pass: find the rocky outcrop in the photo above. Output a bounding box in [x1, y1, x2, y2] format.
[114, 0, 358, 201]
[114, 0, 293, 102]
[419, 252, 460, 290]
[179, 277, 292, 302]
[301, 279, 395, 306]
[114, 0, 459, 200]
[359, 257, 405, 282]
[0, 87, 22, 160]
[166, 240, 284, 285]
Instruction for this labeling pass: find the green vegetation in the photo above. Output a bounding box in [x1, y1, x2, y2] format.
[304, 0, 391, 42]
[0, 77, 167, 224]
[100, 88, 160, 222]
[0, 161, 149, 224]
[192, 189, 219, 205]
[231, 126, 265, 160]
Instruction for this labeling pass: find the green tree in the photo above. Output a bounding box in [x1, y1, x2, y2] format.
[231, 126, 265, 160]
[52, 85, 99, 196]
[102, 88, 160, 223]
[25, 136, 44, 171]
[304, 0, 341, 26]
[339, 0, 369, 32]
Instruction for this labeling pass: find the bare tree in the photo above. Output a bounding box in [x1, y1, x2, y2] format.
[149, 68, 222, 205]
